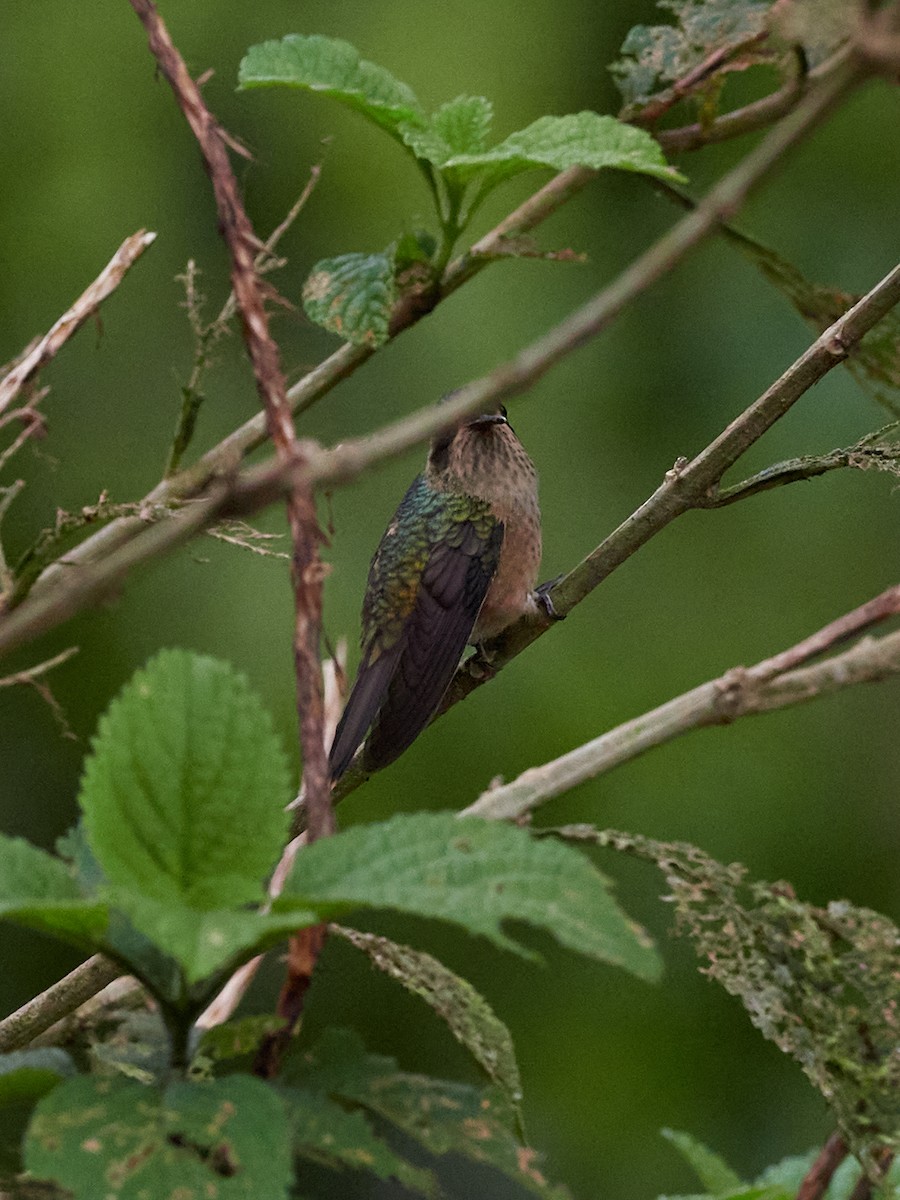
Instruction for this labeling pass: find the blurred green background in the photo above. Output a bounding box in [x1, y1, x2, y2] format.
[1, 2, 898, 1196]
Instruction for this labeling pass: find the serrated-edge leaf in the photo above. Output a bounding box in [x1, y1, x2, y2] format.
[333, 924, 522, 1104]
[25, 1073, 292, 1200]
[444, 111, 684, 187]
[662, 1128, 744, 1194]
[280, 812, 661, 981]
[79, 649, 290, 912]
[0, 833, 108, 945]
[290, 1028, 567, 1199]
[303, 251, 396, 346]
[238, 34, 426, 139]
[287, 1085, 438, 1197]
[432, 94, 494, 155]
[0, 1049, 77, 1107]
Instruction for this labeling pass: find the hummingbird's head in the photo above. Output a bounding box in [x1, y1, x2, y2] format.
[426, 405, 535, 501]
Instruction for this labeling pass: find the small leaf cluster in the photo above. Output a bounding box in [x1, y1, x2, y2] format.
[238, 34, 682, 345]
[0, 649, 658, 1197]
[660, 1127, 900, 1200]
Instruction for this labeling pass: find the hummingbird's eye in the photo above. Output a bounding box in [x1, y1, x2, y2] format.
[499, 405, 508, 419]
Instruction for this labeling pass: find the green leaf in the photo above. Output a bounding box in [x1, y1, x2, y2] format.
[110, 889, 319, 987]
[333, 924, 523, 1105]
[0, 834, 108, 945]
[24, 1074, 292, 1199]
[662, 1128, 744, 1194]
[0, 1050, 76, 1107]
[443, 111, 684, 190]
[79, 649, 291, 911]
[238, 35, 426, 139]
[286, 1086, 438, 1197]
[432, 94, 494, 156]
[397, 95, 494, 171]
[302, 251, 396, 347]
[755, 1151, 900, 1200]
[288, 1028, 568, 1198]
[280, 812, 661, 981]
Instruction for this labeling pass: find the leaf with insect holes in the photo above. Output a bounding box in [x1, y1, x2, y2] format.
[79, 649, 291, 913]
[24, 1074, 292, 1200]
[286, 1028, 569, 1198]
[238, 34, 426, 139]
[610, 0, 771, 109]
[287, 1087, 438, 1197]
[443, 111, 684, 190]
[278, 811, 661, 981]
[303, 250, 396, 346]
[334, 925, 522, 1106]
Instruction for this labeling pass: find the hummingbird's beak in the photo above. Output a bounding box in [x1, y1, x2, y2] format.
[469, 412, 509, 429]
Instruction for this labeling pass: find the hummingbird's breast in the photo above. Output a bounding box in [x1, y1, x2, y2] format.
[460, 429, 541, 642]
[473, 483, 541, 641]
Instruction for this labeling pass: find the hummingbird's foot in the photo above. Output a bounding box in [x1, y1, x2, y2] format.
[534, 575, 565, 622]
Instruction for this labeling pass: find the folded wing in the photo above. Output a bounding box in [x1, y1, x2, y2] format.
[329, 489, 502, 780]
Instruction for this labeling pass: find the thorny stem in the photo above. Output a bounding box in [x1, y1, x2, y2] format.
[128, 0, 333, 1081]
[128, 0, 333, 851]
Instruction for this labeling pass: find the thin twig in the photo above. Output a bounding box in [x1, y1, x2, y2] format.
[0, 646, 79, 689]
[463, 598, 900, 822]
[0, 479, 25, 596]
[0, 231, 156, 418]
[166, 164, 322, 476]
[0, 955, 121, 1053]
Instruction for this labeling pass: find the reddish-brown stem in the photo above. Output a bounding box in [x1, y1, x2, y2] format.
[128, 0, 333, 847]
[797, 1132, 849, 1200]
[128, 0, 333, 1078]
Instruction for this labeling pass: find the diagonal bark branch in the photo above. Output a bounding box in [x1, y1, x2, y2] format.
[463, 591, 900, 822]
[0, 231, 156, 419]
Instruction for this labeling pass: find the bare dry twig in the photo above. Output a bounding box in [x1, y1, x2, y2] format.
[463, 589, 900, 822]
[0, 955, 121, 1053]
[0, 231, 156, 418]
[0, 646, 79, 689]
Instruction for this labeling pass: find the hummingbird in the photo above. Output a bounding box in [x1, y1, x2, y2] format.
[328, 405, 547, 781]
